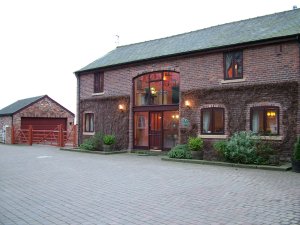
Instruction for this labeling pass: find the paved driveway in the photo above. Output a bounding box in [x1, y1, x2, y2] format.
[0, 144, 299, 225]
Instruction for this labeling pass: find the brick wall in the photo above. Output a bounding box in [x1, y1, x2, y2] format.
[79, 42, 299, 99]
[0, 116, 12, 129]
[78, 41, 300, 158]
[181, 82, 298, 160]
[79, 96, 129, 150]
[13, 97, 74, 132]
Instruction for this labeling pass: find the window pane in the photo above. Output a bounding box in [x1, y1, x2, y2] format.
[225, 53, 233, 79]
[235, 52, 243, 78]
[225, 51, 243, 79]
[85, 113, 94, 132]
[252, 109, 263, 133]
[149, 81, 162, 105]
[266, 108, 278, 134]
[135, 75, 149, 106]
[163, 72, 179, 105]
[94, 73, 100, 93]
[213, 108, 224, 133]
[134, 112, 149, 147]
[202, 109, 212, 134]
[163, 111, 179, 149]
[150, 72, 162, 81]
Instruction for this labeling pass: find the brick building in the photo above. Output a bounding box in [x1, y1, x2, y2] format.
[75, 9, 300, 160]
[0, 95, 75, 143]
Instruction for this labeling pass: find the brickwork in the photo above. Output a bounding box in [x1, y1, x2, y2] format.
[78, 41, 300, 159]
[12, 96, 74, 132]
[0, 116, 12, 129]
[79, 96, 130, 150]
[181, 82, 298, 160]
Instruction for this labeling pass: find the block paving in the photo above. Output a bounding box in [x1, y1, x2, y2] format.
[0, 144, 299, 225]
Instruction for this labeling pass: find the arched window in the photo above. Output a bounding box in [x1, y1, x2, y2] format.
[134, 71, 179, 106]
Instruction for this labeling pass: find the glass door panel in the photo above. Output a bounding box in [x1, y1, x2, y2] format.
[134, 112, 149, 147]
[149, 112, 162, 149]
[163, 111, 179, 149]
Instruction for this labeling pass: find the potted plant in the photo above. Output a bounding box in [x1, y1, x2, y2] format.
[102, 134, 116, 152]
[187, 136, 204, 160]
[292, 137, 300, 173]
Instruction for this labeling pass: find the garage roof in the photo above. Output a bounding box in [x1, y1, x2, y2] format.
[0, 96, 45, 116]
[76, 8, 300, 73]
[0, 95, 75, 117]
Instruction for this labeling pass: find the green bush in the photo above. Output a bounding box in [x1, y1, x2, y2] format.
[168, 144, 192, 159]
[294, 137, 300, 161]
[80, 132, 103, 151]
[188, 136, 204, 151]
[103, 134, 116, 145]
[214, 131, 273, 164]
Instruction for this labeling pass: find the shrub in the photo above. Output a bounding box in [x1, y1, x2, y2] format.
[103, 134, 116, 145]
[294, 137, 300, 161]
[168, 144, 192, 159]
[187, 136, 204, 151]
[214, 131, 273, 164]
[80, 132, 103, 151]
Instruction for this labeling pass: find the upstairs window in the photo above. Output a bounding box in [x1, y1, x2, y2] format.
[224, 51, 243, 79]
[84, 113, 94, 133]
[94, 72, 104, 93]
[251, 107, 279, 135]
[201, 108, 224, 134]
[134, 71, 179, 106]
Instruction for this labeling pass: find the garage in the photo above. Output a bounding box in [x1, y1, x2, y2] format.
[21, 117, 67, 130]
[0, 95, 75, 146]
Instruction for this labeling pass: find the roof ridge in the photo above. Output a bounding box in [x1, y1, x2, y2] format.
[116, 8, 299, 49]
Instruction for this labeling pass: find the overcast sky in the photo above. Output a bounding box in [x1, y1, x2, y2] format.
[0, 0, 299, 116]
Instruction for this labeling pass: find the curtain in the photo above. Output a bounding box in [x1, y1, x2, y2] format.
[203, 110, 211, 133]
[226, 54, 233, 77]
[252, 111, 259, 133]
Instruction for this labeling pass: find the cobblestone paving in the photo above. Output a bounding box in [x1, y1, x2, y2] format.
[0, 144, 299, 225]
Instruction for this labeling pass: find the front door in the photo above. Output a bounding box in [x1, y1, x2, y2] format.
[149, 112, 162, 150]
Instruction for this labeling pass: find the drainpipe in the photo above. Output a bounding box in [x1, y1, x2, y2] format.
[75, 72, 81, 145]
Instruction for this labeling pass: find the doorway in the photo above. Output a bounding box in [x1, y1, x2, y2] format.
[134, 110, 179, 150]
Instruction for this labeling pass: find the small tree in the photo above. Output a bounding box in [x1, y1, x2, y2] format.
[187, 136, 204, 151]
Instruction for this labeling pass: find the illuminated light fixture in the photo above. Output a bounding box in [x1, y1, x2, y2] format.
[267, 111, 276, 117]
[172, 115, 175, 119]
[175, 115, 179, 119]
[185, 100, 191, 108]
[118, 104, 125, 112]
[150, 87, 156, 95]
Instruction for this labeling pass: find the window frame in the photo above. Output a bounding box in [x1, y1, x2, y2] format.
[94, 72, 104, 93]
[133, 71, 180, 107]
[250, 106, 279, 135]
[84, 112, 95, 133]
[224, 50, 243, 80]
[201, 107, 225, 135]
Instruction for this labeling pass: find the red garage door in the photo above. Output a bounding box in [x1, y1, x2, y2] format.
[21, 117, 67, 130]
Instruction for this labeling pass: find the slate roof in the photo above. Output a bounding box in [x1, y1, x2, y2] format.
[76, 8, 300, 73]
[0, 95, 45, 116]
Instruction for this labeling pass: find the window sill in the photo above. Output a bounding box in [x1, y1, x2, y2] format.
[92, 92, 105, 96]
[83, 132, 95, 136]
[253, 136, 283, 141]
[198, 134, 228, 139]
[220, 78, 246, 84]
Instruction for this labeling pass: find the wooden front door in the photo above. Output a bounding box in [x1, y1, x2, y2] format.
[149, 112, 162, 150]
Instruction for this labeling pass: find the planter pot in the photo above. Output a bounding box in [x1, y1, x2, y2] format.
[292, 160, 300, 173]
[191, 150, 203, 160]
[103, 144, 112, 152]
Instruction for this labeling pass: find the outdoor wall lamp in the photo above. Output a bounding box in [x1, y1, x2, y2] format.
[185, 100, 191, 108]
[118, 104, 125, 112]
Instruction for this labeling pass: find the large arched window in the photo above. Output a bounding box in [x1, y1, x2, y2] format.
[134, 71, 179, 106]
